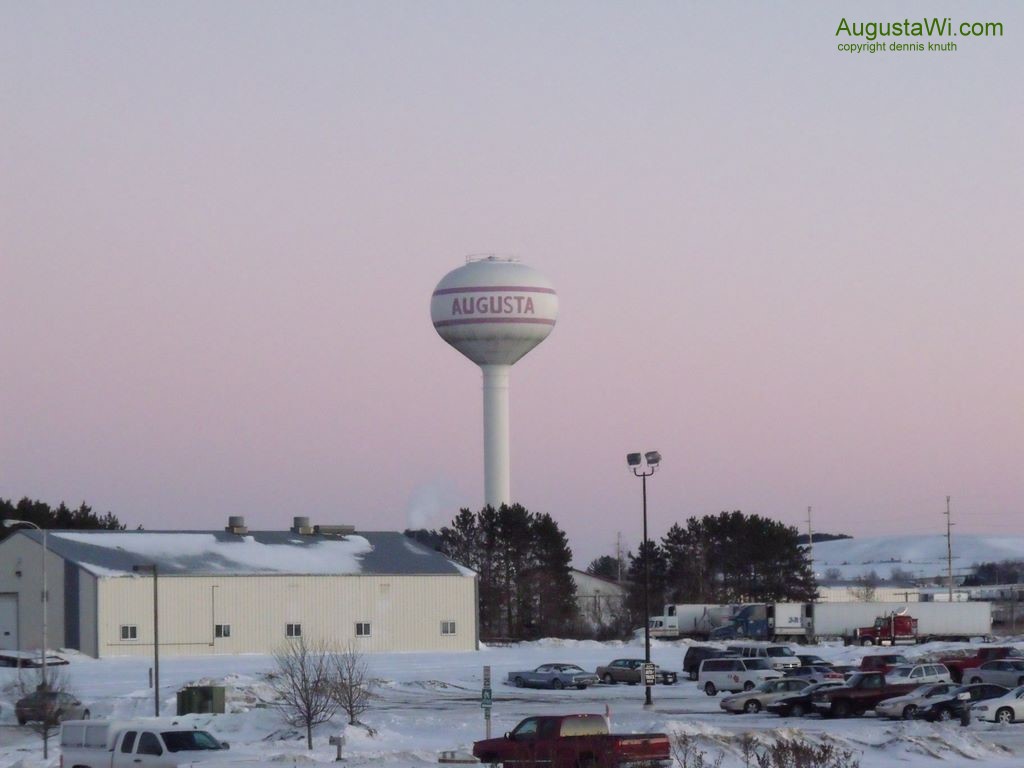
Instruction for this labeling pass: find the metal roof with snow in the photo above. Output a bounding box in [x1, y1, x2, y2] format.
[12, 529, 475, 578]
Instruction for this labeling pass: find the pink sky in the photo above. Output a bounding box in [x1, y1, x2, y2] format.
[2, 2, 1021, 565]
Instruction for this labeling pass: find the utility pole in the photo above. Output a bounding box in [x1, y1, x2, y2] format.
[806, 506, 814, 569]
[945, 496, 954, 602]
[615, 532, 623, 582]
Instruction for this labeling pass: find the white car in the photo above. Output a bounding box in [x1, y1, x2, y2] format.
[699, 657, 781, 695]
[972, 685, 1024, 724]
[964, 659, 1024, 689]
[884, 663, 951, 685]
[875, 682, 958, 720]
[719, 678, 809, 713]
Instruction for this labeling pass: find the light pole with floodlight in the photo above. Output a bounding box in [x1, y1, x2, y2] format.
[132, 563, 160, 716]
[3, 519, 48, 688]
[626, 450, 661, 707]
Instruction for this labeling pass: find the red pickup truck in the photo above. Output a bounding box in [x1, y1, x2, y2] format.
[940, 646, 1023, 683]
[859, 654, 910, 674]
[472, 714, 670, 768]
[810, 672, 918, 717]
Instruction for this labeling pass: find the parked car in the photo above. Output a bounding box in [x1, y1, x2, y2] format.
[915, 683, 1009, 722]
[683, 646, 737, 681]
[727, 644, 800, 672]
[507, 664, 599, 690]
[784, 665, 844, 684]
[596, 659, 677, 685]
[940, 646, 1023, 683]
[472, 714, 670, 768]
[15, 690, 90, 725]
[875, 682, 958, 720]
[699, 657, 781, 696]
[830, 664, 858, 679]
[766, 681, 844, 717]
[884, 663, 952, 685]
[61, 720, 229, 768]
[972, 685, 1024, 724]
[963, 659, 1024, 688]
[796, 654, 832, 667]
[719, 678, 809, 714]
[0, 651, 69, 668]
[859, 654, 910, 674]
[810, 672, 919, 718]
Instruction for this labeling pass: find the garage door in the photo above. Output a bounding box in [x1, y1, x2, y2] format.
[0, 593, 18, 650]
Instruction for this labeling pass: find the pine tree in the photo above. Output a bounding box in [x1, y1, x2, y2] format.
[528, 513, 577, 636]
[626, 539, 667, 625]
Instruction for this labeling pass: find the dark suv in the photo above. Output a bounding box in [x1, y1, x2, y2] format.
[684, 646, 737, 681]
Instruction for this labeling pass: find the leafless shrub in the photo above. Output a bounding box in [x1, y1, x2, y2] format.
[669, 732, 724, 768]
[15, 666, 76, 760]
[330, 643, 373, 726]
[753, 738, 860, 768]
[269, 638, 340, 749]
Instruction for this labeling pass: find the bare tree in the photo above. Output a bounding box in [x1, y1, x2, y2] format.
[16, 666, 79, 760]
[269, 638, 340, 749]
[330, 643, 373, 726]
[823, 567, 843, 581]
[850, 570, 880, 602]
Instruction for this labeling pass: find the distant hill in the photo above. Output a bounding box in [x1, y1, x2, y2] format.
[796, 532, 852, 545]
[811, 534, 1024, 581]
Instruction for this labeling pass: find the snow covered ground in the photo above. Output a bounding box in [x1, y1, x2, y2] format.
[812, 534, 1024, 581]
[3, 638, 1024, 768]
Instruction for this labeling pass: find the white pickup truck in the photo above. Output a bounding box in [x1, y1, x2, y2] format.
[60, 720, 231, 768]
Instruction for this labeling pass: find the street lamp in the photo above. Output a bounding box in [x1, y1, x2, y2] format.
[627, 450, 661, 707]
[3, 520, 48, 688]
[132, 563, 160, 716]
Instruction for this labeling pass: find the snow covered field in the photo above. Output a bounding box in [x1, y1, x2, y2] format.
[3, 638, 1024, 768]
[812, 534, 1024, 581]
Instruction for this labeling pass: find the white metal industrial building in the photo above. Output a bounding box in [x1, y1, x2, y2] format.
[0, 517, 478, 657]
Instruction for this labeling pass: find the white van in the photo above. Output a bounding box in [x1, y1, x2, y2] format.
[60, 719, 229, 768]
[727, 643, 801, 672]
[698, 657, 781, 695]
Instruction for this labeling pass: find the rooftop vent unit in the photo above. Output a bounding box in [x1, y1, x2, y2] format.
[315, 524, 355, 537]
[292, 516, 314, 535]
[225, 516, 248, 535]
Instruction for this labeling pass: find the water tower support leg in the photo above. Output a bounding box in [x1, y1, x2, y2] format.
[481, 364, 511, 509]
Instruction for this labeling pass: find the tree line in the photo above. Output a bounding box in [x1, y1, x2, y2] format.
[611, 511, 816, 626]
[0, 497, 124, 542]
[416, 503, 578, 640]
[410, 507, 816, 639]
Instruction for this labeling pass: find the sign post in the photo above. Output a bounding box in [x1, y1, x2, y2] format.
[642, 662, 657, 687]
[482, 665, 493, 738]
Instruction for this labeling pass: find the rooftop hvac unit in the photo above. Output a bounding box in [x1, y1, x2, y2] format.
[315, 524, 355, 536]
[225, 516, 248, 534]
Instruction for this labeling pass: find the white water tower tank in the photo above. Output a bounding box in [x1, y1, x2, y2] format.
[431, 256, 558, 508]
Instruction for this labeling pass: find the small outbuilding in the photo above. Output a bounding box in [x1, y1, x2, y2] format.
[0, 517, 477, 657]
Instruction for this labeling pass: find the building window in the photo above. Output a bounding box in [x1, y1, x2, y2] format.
[441, 620, 456, 636]
[286, 623, 302, 638]
[120, 625, 138, 641]
[355, 622, 371, 637]
[215, 624, 231, 638]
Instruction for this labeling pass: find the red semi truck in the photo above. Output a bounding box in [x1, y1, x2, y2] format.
[473, 714, 670, 768]
[852, 613, 918, 646]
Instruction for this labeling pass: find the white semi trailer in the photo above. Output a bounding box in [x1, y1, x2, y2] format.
[808, 601, 992, 642]
[648, 604, 736, 639]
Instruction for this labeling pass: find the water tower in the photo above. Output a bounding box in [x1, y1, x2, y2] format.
[431, 256, 558, 509]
